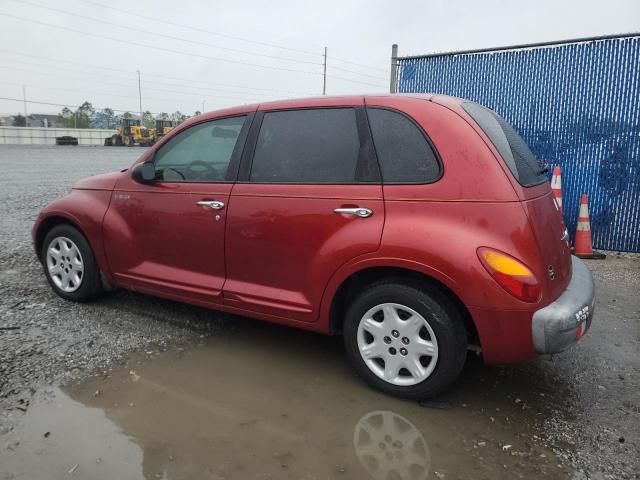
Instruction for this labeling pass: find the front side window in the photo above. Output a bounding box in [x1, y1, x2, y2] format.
[154, 116, 246, 182]
[249, 108, 361, 183]
[367, 108, 441, 184]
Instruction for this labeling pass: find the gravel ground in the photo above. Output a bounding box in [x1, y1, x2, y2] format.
[0, 145, 639, 478]
[542, 256, 640, 479]
[0, 146, 211, 434]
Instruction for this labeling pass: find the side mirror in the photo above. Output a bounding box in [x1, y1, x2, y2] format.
[131, 161, 156, 184]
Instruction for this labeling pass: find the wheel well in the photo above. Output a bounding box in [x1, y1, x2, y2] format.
[34, 216, 82, 262]
[329, 267, 479, 345]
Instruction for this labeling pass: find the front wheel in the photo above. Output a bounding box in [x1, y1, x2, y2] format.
[42, 225, 104, 302]
[343, 281, 467, 400]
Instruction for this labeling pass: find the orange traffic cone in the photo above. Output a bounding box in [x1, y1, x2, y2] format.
[573, 194, 606, 259]
[551, 165, 563, 214]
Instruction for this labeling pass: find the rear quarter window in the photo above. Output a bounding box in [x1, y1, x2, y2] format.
[367, 108, 441, 184]
[462, 102, 547, 187]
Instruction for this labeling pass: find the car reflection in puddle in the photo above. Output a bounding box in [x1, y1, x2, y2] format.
[1, 387, 434, 480]
[0, 331, 569, 480]
[354, 410, 430, 480]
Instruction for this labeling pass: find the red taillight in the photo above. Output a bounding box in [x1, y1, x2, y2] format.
[477, 247, 541, 303]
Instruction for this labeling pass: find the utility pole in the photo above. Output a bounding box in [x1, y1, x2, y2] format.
[322, 46, 327, 95]
[202, 100, 205, 113]
[137, 70, 143, 123]
[390, 44, 398, 93]
[22, 84, 27, 127]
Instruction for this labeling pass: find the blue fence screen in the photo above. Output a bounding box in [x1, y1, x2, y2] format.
[396, 36, 640, 252]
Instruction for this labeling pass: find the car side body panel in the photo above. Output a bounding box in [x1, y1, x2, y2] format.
[102, 178, 232, 306]
[33, 93, 588, 368]
[33, 189, 114, 279]
[224, 183, 385, 322]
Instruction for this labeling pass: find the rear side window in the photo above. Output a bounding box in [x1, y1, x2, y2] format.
[367, 108, 441, 183]
[250, 108, 360, 183]
[462, 102, 546, 186]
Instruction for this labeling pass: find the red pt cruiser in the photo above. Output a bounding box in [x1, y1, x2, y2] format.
[33, 95, 595, 399]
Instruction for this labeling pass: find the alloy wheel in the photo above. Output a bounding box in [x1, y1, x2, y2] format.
[357, 303, 439, 386]
[46, 236, 84, 293]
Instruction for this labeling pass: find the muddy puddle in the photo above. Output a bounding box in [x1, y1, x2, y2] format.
[1, 319, 573, 479]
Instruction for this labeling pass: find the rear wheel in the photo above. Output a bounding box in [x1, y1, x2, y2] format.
[42, 225, 104, 302]
[343, 281, 467, 399]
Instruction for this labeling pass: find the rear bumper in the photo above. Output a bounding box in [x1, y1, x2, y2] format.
[531, 255, 595, 354]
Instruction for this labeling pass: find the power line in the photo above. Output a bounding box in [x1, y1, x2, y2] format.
[0, 80, 234, 110]
[0, 49, 136, 77]
[1, 14, 388, 88]
[325, 64, 388, 81]
[0, 65, 272, 103]
[327, 55, 388, 73]
[0, 13, 323, 77]
[0, 96, 160, 114]
[2, 60, 385, 94]
[71, 0, 322, 57]
[0, 58, 287, 99]
[10, 0, 324, 67]
[0, 49, 315, 95]
[325, 75, 387, 89]
[141, 72, 313, 97]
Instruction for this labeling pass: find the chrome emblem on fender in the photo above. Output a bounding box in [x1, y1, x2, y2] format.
[548, 265, 556, 280]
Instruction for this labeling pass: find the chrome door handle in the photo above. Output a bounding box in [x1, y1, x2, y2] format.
[334, 207, 373, 218]
[197, 200, 225, 210]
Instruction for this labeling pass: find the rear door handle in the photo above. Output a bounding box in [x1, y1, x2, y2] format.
[334, 207, 373, 218]
[197, 200, 225, 210]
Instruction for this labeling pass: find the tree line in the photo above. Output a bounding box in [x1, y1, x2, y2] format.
[10, 101, 201, 128]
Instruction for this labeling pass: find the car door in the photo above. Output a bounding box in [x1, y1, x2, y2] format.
[103, 114, 252, 306]
[224, 104, 385, 323]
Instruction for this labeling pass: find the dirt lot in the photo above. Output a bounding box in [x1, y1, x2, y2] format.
[0, 145, 639, 479]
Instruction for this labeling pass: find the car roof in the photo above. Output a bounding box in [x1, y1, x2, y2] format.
[195, 93, 461, 122]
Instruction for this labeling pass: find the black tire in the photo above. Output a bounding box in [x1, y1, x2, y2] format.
[343, 281, 467, 400]
[41, 224, 104, 302]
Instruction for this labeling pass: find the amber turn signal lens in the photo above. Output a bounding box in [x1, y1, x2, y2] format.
[477, 247, 541, 303]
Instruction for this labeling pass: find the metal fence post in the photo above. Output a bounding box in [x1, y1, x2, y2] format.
[390, 44, 398, 93]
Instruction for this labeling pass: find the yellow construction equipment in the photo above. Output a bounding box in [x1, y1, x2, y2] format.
[104, 119, 154, 147]
[151, 119, 175, 143]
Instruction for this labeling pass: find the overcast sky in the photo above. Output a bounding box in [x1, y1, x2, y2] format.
[1, 0, 639, 117]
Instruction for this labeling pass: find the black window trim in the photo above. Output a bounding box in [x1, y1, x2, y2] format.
[237, 106, 381, 185]
[150, 112, 254, 184]
[364, 106, 444, 186]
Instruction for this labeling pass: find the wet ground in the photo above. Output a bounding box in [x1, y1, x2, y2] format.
[1, 145, 639, 479]
[1, 331, 572, 480]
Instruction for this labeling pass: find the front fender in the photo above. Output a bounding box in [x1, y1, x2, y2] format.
[33, 189, 113, 279]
